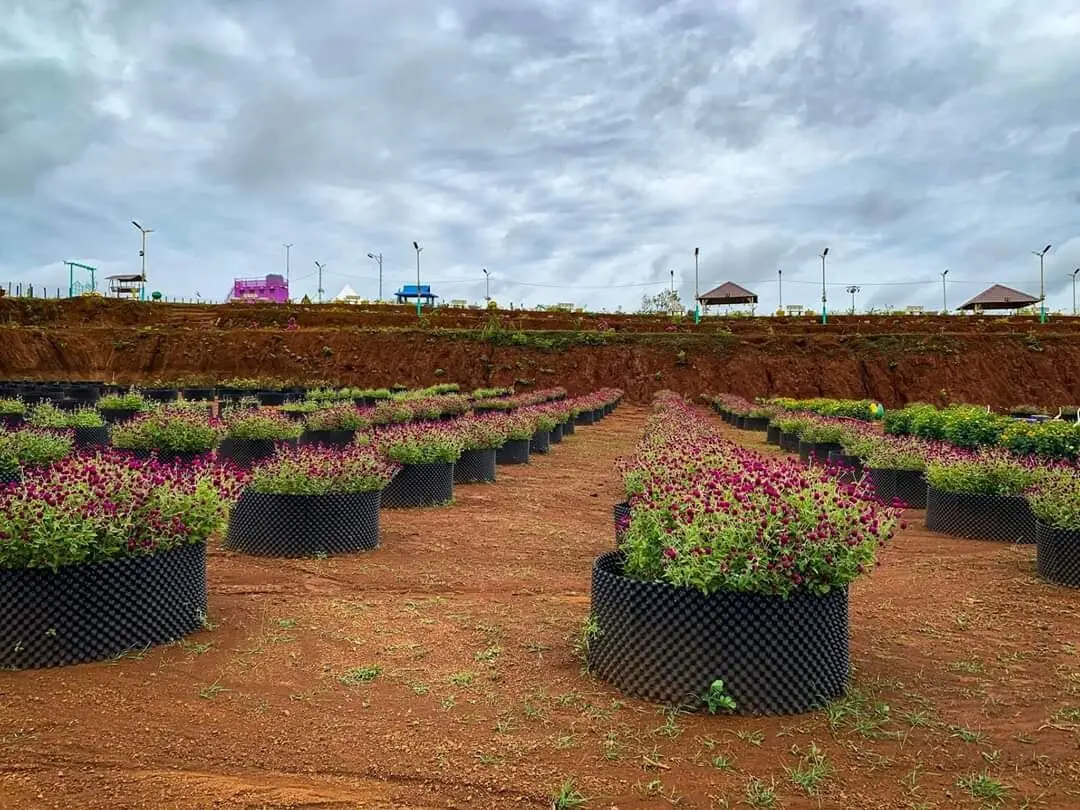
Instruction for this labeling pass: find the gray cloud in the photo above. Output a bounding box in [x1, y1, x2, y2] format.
[2, 0, 1079, 313]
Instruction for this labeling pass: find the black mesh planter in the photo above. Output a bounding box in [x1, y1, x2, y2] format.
[613, 502, 630, 546]
[181, 388, 215, 401]
[592, 408, 604, 422]
[575, 411, 596, 426]
[1, 414, 24, 429]
[743, 417, 770, 431]
[587, 552, 849, 715]
[867, 468, 927, 508]
[925, 488, 1035, 544]
[766, 425, 781, 445]
[550, 423, 564, 444]
[563, 421, 576, 436]
[827, 451, 864, 483]
[778, 431, 800, 453]
[225, 490, 381, 556]
[454, 448, 497, 484]
[73, 426, 110, 449]
[381, 462, 454, 508]
[734, 416, 746, 429]
[256, 391, 286, 407]
[0, 542, 207, 670]
[299, 429, 357, 448]
[1036, 522, 1080, 587]
[798, 441, 842, 465]
[217, 438, 298, 469]
[495, 438, 530, 465]
[143, 388, 177, 403]
[530, 430, 551, 455]
[99, 407, 139, 424]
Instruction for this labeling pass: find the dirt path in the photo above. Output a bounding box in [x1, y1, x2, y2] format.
[3, 406, 1080, 809]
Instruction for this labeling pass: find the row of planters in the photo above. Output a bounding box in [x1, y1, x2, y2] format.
[0, 388, 624, 670]
[591, 392, 900, 716]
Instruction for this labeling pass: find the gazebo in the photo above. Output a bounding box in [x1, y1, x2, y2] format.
[698, 282, 758, 312]
[957, 284, 1039, 314]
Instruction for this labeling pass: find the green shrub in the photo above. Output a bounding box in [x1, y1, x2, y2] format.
[1027, 470, 1080, 530]
[925, 456, 1039, 497]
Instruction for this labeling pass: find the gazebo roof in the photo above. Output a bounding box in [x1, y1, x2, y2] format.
[958, 284, 1039, 311]
[698, 281, 758, 305]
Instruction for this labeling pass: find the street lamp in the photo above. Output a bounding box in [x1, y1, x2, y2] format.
[1072, 268, 1079, 316]
[1033, 244, 1051, 323]
[846, 285, 860, 315]
[482, 267, 490, 302]
[314, 260, 325, 303]
[693, 247, 700, 322]
[777, 268, 783, 312]
[283, 243, 293, 289]
[131, 221, 153, 293]
[367, 252, 383, 301]
[669, 269, 674, 294]
[413, 241, 423, 317]
[819, 247, 829, 324]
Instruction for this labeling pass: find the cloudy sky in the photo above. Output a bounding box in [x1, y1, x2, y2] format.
[3, 0, 1080, 314]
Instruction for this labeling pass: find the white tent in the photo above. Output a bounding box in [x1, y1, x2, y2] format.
[334, 284, 362, 303]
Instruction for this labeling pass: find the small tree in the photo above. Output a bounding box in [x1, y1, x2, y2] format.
[640, 289, 683, 315]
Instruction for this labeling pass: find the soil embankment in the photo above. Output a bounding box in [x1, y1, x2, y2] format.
[0, 298, 1076, 407]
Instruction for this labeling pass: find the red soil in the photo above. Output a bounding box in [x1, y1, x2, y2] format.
[1, 408, 1078, 809]
[0, 298, 1079, 408]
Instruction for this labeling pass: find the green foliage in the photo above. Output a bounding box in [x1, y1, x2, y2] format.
[0, 398, 26, 416]
[28, 403, 105, 429]
[925, 456, 1040, 497]
[223, 409, 303, 441]
[304, 405, 369, 431]
[111, 411, 223, 452]
[1001, 419, 1080, 461]
[703, 679, 737, 713]
[97, 388, 148, 411]
[0, 429, 74, 475]
[1028, 470, 1080, 530]
[248, 445, 399, 495]
[940, 406, 1009, 449]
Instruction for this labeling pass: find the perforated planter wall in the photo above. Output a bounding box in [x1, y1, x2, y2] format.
[226, 490, 381, 556]
[867, 468, 927, 508]
[925, 488, 1035, 544]
[0, 542, 207, 669]
[1, 414, 24, 429]
[797, 441, 842, 465]
[766, 425, 781, 445]
[495, 438, 530, 465]
[299, 429, 357, 448]
[99, 407, 139, 424]
[743, 417, 770, 431]
[1036, 522, 1080, 587]
[550, 423, 564, 444]
[592, 408, 605, 421]
[381, 462, 454, 508]
[72, 426, 110, 449]
[587, 552, 849, 715]
[454, 448, 497, 484]
[218, 438, 298, 469]
[563, 421, 576, 436]
[575, 411, 596, 426]
[530, 430, 552, 455]
[613, 502, 630, 546]
[778, 431, 800, 453]
[827, 451, 864, 483]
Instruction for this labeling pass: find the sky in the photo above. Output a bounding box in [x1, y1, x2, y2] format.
[3, 0, 1080, 314]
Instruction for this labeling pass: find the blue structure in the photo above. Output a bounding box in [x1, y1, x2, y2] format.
[394, 284, 438, 307]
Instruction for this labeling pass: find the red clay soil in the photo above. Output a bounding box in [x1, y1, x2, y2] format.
[1, 299, 1080, 408]
[2, 407, 1079, 809]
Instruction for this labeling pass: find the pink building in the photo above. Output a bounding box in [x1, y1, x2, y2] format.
[228, 274, 289, 304]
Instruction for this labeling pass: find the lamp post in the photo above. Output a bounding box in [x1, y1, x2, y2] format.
[1072, 268, 1079, 316]
[413, 241, 423, 317]
[131, 221, 153, 298]
[1033, 244, 1052, 323]
[283, 243, 292, 289]
[693, 247, 700, 322]
[846, 285, 860, 315]
[669, 269, 674, 294]
[941, 268, 949, 313]
[367, 252, 383, 300]
[778, 268, 783, 312]
[482, 267, 490, 302]
[314, 260, 325, 303]
[819, 247, 829, 324]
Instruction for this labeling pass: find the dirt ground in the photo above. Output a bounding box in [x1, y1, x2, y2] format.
[2, 406, 1080, 809]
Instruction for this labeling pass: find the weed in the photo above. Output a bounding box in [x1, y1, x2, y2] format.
[441, 695, 456, 710]
[475, 752, 503, 765]
[957, 770, 1009, 803]
[786, 743, 832, 796]
[950, 725, 986, 744]
[551, 779, 586, 809]
[712, 755, 731, 770]
[180, 640, 212, 655]
[744, 777, 777, 808]
[409, 681, 430, 695]
[339, 665, 381, 685]
[703, 679, 737, 713]
[573, 614, 602, 670]
[276, 618, 298, 629]
[198, 681, 229, 700]
[735, 729, 765, 747]
[448, 671, 475, 686]
[474, 644, 502, 663]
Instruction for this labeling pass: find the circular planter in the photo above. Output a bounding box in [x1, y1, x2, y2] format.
[798, 441, 842, 465]
[867, 468, 927, 508]
[766, 425, 781, 445]
[99, 407, 139, 424]
[613, 501, 630, 546]
[550, 423, 564, 444]
[587, 551, 849, 714]
[454, 448, 497, 484]
[743, 417, 770, 432]
[1036, 521, 1080, 587]
[496, 438, 530, 465]
[226, 491, 381, 556]
[574, 411, 596, 426]
[218, 437, 298, 469]
[591, 408, 604, 422]
[563, 421, 576, 436]
[0, 542, 207, 669]
[143, 388, 177, 403]
[299, 429, 357, 448]
[0, 414, 25, 429]
[925, 488, 1035, 544]
[181, 388, 215, 401]
[381, 462, 454, 508]
[778, 431, 800, 453]
[256, 391, 286, 407]
[530, 430, 552, 455]
[827, 451, 864, 483]
[72, 426, 110, 448]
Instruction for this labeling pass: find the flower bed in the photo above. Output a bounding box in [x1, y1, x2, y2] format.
[29, 403, 111, 448]
[375, 423, 461, 508]
[0, 453, 237, 668]
[111, 409, 224, 462]
[96, 389, 149, 423]
[0, 428, 74, 482]
[226, 445, 398, 556]
[595, 393, 900, 714]
[452, 415, 505, 484]
[300, 404, 369, 446]
[218, 408, 303, 468]
[1028, 471, 1080, 587]
[924, 454, 1039, 543]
